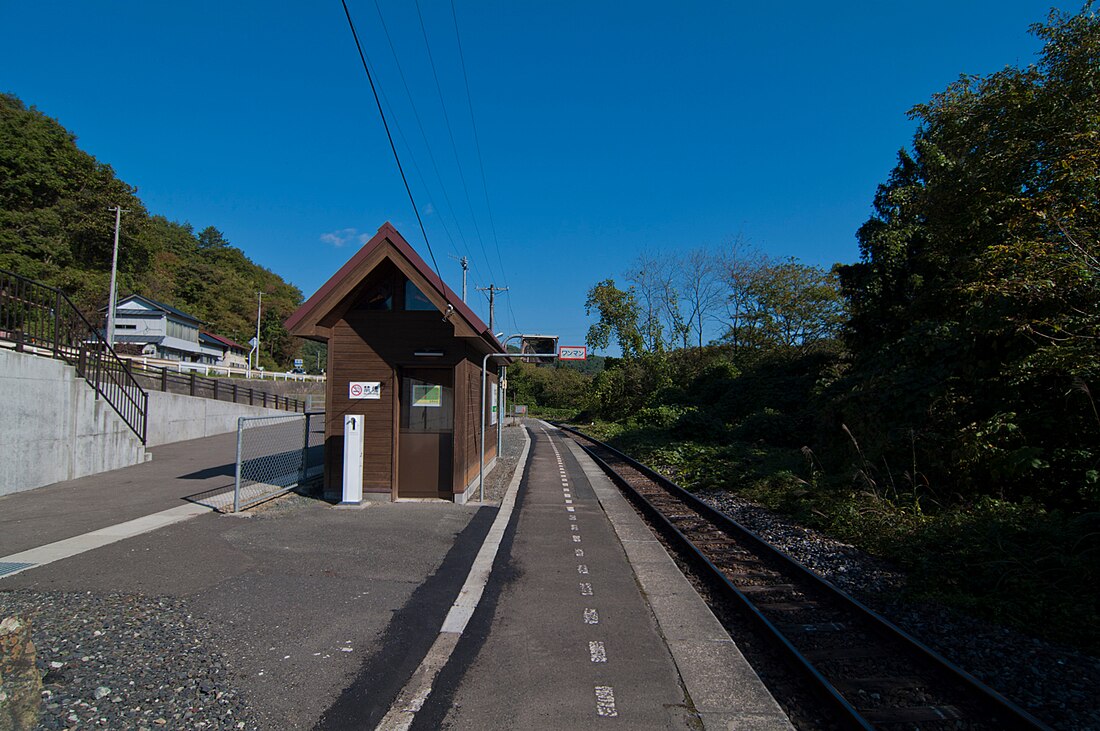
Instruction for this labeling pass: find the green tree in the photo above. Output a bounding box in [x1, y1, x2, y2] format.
[584, 279, 644, 358]
[0, 92, 306, 367]
[834, 6, 1100, 510]
[507, 361, 591, 412]
[720, 254, 845, 351]
[0, 93, 151, 311]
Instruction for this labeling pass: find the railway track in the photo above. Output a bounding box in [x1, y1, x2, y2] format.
[555, 423, 1051, 731]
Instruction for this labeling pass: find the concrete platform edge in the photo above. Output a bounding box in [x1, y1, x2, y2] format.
[560, 431, 794, 731]
[375, 424, 532, 731]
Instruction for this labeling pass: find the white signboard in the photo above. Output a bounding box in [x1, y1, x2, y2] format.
[349, 381, 381, 400]
[490, 383, 498, 425]
[558, 345, 587, 361]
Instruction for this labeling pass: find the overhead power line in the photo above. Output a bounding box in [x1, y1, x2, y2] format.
[340, 0, 447, 296]
[373, 0, 470, 257]
[413, 0, 499, 287]
[448, 0, 519, 334]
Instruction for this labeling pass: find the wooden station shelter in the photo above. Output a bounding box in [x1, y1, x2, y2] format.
[285, 222, 507, 503]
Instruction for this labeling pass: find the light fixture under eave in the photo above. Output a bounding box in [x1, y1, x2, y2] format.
[414, 349, 444, 357]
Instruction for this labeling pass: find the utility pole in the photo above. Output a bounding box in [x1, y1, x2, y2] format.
[255, 291, 263, 365]
[449, 254, 469, 302]
[105, 206, 129, 347]
[476, 284, 508, 333]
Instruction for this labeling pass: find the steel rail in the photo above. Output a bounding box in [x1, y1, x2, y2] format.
[554, 423, 1051, 731]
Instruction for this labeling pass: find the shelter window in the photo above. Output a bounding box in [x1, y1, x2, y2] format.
[404, 280, 436, 311]
[363, 279, 394, 310]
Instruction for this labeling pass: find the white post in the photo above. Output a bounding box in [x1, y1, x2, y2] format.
[253, 291, 262, 370]
[480, 334, 522, 502]
[105, 206, 127, 347]
[479, 352, 490, 503]
[342, 414, 364, 505]
[498, 365, 506, 453]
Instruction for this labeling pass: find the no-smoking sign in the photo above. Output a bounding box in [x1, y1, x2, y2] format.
[349, 381, 381, 400]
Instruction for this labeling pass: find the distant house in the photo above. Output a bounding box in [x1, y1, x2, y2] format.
[103, 294, 204, 362]
[199, 331, 249, 369]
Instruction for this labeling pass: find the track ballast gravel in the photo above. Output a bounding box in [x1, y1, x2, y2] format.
[696, 489, 1100, 731]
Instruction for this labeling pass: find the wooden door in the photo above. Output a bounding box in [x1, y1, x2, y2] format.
[398, 368, 454, 498]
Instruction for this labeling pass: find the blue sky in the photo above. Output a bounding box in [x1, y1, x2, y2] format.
[0, 2, 1077, 352]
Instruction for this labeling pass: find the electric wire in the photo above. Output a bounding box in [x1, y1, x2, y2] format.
[378, 84, 461, 256]
[413, 0, 500, 289]
[373, 0, 471, 259]
[449, 0, 519, 335]
[449, 0, 507, 284]
[340, 0, 447, 296]
[361, 37, 459, 257]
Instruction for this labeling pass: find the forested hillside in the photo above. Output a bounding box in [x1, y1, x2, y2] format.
[524, 7, 1100, 651]
[0, 93, 305, 368]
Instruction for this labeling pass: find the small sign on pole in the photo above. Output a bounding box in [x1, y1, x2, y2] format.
[520, 335, 559, 363]
[558, 345, 587, 360]
[490, 383, 498, 425]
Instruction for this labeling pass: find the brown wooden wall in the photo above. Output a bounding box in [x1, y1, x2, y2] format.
[323, 274, 499, 499]
[457, 354, 499, 490]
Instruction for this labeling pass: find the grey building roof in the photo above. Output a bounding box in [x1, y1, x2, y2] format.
[104, 294, 205, 326]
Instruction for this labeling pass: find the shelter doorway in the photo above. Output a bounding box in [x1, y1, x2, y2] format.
[398, 367, 454, 498]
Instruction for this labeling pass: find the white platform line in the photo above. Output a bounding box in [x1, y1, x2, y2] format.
[375, 426, 532, 731]
[0, 503, 212, 579]
[595, 686, 618, 717]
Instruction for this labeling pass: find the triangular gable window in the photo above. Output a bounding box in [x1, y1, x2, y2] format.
[405, 280, 436, 311]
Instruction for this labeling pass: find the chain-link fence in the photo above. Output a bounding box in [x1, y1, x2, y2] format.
[232, 412, 325, 512]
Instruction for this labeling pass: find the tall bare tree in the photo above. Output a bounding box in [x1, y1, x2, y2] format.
[718, 238, 770, 348]
[626, 250, 680, 352]
[678, 246, 726, 348]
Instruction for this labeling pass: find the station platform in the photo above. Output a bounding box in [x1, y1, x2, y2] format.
[0, 421, 792, 730]
[377, 422, 792, 730]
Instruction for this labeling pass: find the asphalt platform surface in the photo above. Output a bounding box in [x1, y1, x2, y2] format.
[0, 430, 516, 729]
[1, 421, 789, 730]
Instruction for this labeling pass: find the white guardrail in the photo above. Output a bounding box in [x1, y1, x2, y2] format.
[119, 355, 326, 383]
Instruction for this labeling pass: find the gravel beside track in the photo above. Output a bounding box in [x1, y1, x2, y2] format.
[696, 489, 1100, 731]
[0, 590, 261, 730]
[478, 421, 528, 504]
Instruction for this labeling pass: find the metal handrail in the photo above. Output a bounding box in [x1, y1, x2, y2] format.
[0, 268, 148, 443]
[122, 358, 308, 413]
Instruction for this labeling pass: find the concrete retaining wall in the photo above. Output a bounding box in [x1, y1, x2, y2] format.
[0, 349, 299, 496]
[145, 390, 288, 446]
[0, 349, 148, 496]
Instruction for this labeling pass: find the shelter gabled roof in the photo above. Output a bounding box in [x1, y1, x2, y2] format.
[285, 222, 504, 354]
